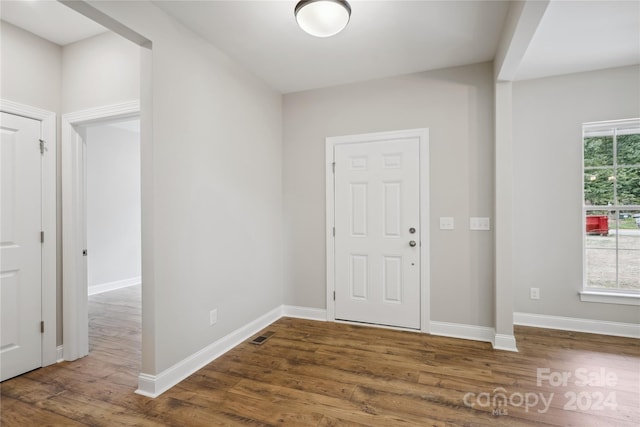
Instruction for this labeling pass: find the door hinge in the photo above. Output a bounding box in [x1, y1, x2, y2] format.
[333, 227, 335, 237]
[41, 321, 44, 333]
[40, 231, 44, 243]
[39, 139, 45, 155]
[332, 162, 335, 173]
[333, 291, 336, 301]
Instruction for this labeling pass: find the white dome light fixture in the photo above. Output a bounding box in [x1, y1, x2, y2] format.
[295, 0, 351, 38]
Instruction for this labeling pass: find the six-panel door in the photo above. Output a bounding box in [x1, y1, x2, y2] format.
[1, 112, 43, 381]
[334, 138, 421, 329]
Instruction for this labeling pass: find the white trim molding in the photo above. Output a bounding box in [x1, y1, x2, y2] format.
[136, 306, 283, 398]
[282, 305, 328, 321]
[88, 277, 141, 296]
[56, 346, 64, 363]
[63, 100, 140, 125]
[579, 291, 640, 306]
[430, 321, 495, 344]
[325, 128, 430, 333]
[62, 100, 140, 362]
[430, 322, 518, 352]
[0, 99, 57, 367]
[493, 334, 518, 352]
[514, 312, 640, 339]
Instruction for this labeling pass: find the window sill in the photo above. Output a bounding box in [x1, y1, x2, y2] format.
[579, 290, 640, 306]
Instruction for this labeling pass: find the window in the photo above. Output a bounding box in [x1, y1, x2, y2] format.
[582, 119, 640, 304]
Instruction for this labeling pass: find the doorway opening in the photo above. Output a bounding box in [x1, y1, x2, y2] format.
[84, 118, 141, 297]
[83, 116, 142, 375]
[62, 101, 140, 361]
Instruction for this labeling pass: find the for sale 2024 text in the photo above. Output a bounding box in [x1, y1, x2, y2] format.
[537, 367, 618, 412]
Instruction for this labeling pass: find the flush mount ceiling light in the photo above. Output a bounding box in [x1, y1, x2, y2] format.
[295, 0, 351, 38]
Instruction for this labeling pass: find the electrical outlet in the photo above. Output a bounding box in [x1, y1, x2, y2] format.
[530, 288, 540, 300]
[209, 309, 218, 326]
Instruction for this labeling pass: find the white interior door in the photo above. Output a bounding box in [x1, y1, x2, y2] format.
[1, 112, 43, 381]
[334, 138, 421, 329]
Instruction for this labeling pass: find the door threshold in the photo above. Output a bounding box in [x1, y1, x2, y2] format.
[333, 319, 421, 333]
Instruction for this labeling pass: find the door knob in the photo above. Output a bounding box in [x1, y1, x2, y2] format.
[409, 227, 416, 234]
[409, 240, 417, 247]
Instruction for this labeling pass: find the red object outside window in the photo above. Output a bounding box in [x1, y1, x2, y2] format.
[586, 215, 609, 236]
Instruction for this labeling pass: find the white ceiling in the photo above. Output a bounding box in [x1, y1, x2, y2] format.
[154, 0, 511, 93]
[0, 0, 107, 46]
[2, 1, 638, 93]
[516, 0, 640, 80]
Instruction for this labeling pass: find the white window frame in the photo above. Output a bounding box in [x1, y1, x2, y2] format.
[580, 118, 640, 306]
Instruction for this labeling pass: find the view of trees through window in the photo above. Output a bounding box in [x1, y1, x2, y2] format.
[583, 120, 640, 291]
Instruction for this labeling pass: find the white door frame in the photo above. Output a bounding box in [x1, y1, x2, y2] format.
[0, 99, 57, 366]
[62, 100, 140, 361]
[326, 128, 430, 333]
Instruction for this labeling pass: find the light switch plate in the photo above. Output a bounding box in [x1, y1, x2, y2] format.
[439, 217, 454, 230]
[470, 217, 490, 231]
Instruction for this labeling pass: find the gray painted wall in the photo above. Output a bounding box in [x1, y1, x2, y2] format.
[1, 22, 62, 113]
[88, 1, 284, 375]
[283, 62, 496, 327]
[62, 31, 140, 114]
[512, 65, 640, 324]
[86, 122, 141, 290]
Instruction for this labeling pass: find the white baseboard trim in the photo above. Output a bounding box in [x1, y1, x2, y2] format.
[493, 334, 518, 352]
[56, 345, 64, 363]
[430, 321, 518, 352]
[135, 306, 282, 398]
[88, 276, 141, 296]
[514, 312, 640, 339]
[282, 305, 327, 321]
[430, 321, 495, 344]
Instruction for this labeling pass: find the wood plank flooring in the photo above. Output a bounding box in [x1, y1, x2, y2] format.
[1, 285, 639, 426]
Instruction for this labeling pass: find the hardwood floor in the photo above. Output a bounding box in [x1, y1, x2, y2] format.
[1, 286, 638, 426]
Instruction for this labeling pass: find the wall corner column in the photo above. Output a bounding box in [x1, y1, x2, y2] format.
[494, 81, 518, 351]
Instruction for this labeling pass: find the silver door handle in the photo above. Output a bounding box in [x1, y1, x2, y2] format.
[409, 241, 417, 247]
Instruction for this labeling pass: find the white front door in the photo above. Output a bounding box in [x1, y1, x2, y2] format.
[1, 112, 43, 381]
[334, 137, 421, 329]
